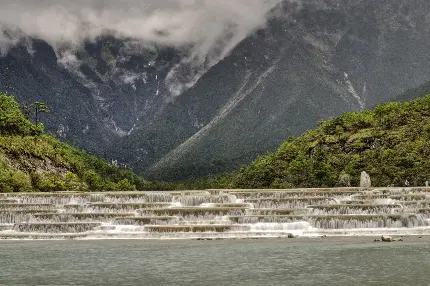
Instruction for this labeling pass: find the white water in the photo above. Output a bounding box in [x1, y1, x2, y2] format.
[1, 188, 430, 239]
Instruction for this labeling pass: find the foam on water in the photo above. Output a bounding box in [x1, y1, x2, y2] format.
[1, 187, 430, 239]
[248, 222, 314, 236]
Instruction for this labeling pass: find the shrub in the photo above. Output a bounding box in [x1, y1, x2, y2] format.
[0, 168, 32, 192]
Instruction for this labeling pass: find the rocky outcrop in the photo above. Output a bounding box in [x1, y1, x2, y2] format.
[360, 172, 372, 188]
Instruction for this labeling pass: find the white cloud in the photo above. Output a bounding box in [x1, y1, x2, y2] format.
[57, 50, 79, 67]
[0, 0, 278, 52]
[0, 0, 280, 94]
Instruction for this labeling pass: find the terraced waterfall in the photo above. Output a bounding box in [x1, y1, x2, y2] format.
[1, 188, 430, 239]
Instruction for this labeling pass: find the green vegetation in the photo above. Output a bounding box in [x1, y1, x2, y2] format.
[5, 87, 430, 192]
[233, 95, 430, 188]
[0, 94, 42, 136]
[0, 93, 151, 192]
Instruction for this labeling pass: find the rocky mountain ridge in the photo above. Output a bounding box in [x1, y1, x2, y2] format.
[113, 0, 430, 180]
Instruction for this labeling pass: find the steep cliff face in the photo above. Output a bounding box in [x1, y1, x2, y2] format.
[113, 0, 430, 180]
[0, 37, 183, 157]
[2, 0, 430, 180]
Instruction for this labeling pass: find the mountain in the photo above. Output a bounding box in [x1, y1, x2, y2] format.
[396, 79, 430, 102]
[0, 93, 148, 192]
[232, 94, 430, 188]
[2, 0, 430, 181]
[113, 0, 430, 180]
[0, 36, 184, 157]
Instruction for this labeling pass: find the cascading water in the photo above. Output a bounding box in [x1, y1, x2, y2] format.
[0, 188, 430, 239]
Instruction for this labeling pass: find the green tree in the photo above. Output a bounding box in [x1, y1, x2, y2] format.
[0, 93, 42, 135]
[33, 101, 50, 126]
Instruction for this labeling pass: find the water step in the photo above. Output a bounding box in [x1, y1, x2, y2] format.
[0, 211, 54, 224]
[397, 201, 430, 205]
[0, 209, 58, 214]
[310, 214, 429, 229]
[114, 216, 180, 225]
[244, 198, 339, 209]
[210, 204, 251, 208]
[4, 193, 91, 197]
[353, 194, 428, 200]
[306, 204, 403, 209]
[13, 222, 102, 233]
[244, 197, 338, 202]
[218, 188, 363, 193]
[0, 224, 13, 231]
[340, 200, 377, 205]
[229, 214, 429, 229]
[417, 208, 430, 217]
[32, 213, 136, 222]
[169, 191, 211, 196]
[391, 195, 428, 200]
[0, 204, 55, 210]
[353, 195, 391, 199]
[227, 190, 363, 198]
[104, 193, 173, 203]
[4, 193, 97, 205]
[0, 233, 88, 239]
[0, 199, 19, 204]
[228, 215, 310, 224]
[63, 203, 173, 210]
[145, 225, 245, 233]
[218, 187, 430, 194]
[172, 195, 232, 206]
[139, 207, 248, 216]
[246, 209, 308, 215]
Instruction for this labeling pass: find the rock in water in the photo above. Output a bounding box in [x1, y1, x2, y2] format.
[381, 235, 394, 242]
[360, 171, 372, 188]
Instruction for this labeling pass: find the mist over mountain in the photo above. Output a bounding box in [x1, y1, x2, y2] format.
[0, 0, 277, 94]
[2, 0, 430, 180]
[0, 0, 277, 154]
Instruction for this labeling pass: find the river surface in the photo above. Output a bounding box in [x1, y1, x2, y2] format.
[0, 237, 429, 286]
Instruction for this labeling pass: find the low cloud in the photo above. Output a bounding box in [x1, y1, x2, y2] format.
[0, 0, 279, 94]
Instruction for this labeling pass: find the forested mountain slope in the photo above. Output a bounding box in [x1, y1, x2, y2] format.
[232, 95, 430, 188]
[0, 93, 148, 192]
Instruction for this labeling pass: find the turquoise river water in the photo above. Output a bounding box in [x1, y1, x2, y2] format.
[0, 237, 429, 286]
